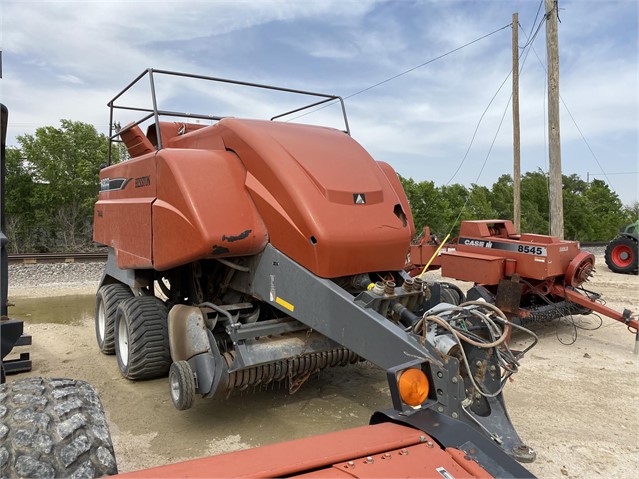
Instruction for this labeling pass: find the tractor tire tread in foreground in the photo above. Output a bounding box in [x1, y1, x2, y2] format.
[0, 377, 118, 478]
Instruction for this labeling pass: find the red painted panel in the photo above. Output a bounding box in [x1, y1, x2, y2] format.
[96, 118, 416, 278]
[152, 149, 268, 271]
[94, 154, 156, 269]
[216, 119, 414, 278]
[441, 251, 505, 285]
[115, 423, 491, 479]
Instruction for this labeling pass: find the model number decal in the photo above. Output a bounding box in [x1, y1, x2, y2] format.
[517, 245, 544, 255]
[459, 237, 547, 257]
[135, 175, 151, 188]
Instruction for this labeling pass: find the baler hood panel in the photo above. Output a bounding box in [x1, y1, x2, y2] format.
[217, 118, 415, 277]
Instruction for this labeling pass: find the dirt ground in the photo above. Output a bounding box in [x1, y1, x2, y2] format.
[5, 255, 638, 478]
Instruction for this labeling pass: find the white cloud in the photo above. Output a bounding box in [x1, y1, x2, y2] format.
[1, 0, 636, 205]
[56, 74, 84, 85]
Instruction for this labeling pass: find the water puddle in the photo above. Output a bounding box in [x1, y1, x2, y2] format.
[9, 294, 95, 325]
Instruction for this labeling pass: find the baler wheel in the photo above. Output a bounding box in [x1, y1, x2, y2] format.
[169, 360, 196, 410]
[95, 283, 133, 355]
[115, 296, 171, 380]
[605, 236, 638, 275]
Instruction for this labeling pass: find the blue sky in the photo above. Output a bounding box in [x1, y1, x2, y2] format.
[1, 0, 637, 206]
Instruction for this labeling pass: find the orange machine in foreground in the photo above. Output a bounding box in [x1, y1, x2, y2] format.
[0, 81, 536, 478]
[89, 69, 539, 477]
[117, 420, 519, 478]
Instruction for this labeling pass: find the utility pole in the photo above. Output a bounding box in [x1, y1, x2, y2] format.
[512, 13, 521, 234]
[545, 0, 564, 238]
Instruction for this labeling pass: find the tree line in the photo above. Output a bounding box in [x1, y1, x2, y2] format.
[400, 173, 637, 242]
[3, 120, 636, 253]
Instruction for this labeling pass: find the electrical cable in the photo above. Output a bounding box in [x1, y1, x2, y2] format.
[442, 22, 541, 238]
[519, 23, 617, 193]
[286, 23, 513, 123]
[413, 301, 537, 398]
[518, 1, 547, 51]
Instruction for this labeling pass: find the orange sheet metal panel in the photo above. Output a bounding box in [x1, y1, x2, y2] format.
[455, 220, 582, 280]
[152, 148, 268, 271]
[297, 443, 485, 478]
[441, 251, 505, 285]
[214, 118, 415, 278]
[94, 153, 156, 269]
[115, 423, 490, 479]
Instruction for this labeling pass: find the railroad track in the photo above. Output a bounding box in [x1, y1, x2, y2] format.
[8, 242, 609, 265]
[8, 252, 108, 264]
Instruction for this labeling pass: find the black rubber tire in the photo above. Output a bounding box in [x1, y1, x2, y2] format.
[115, 296, 171, 380]
[95, 283, 133, 355]
[604, 236, 638, 275]
[0, 377, 118, 478]
[169, 361, 196, 411]
[440, 282, 465, 306]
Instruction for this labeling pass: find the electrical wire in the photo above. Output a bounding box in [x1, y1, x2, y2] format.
[519, 23, 617, 193]
[518, 1, 546, 51]
[413, 301, 537, 398]
[441, 18, 543, 238]
[286, 23, 513, 123]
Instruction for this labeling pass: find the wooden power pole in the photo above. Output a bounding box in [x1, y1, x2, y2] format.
[512, 13, 521, 234]
[545, 0, 564, 238]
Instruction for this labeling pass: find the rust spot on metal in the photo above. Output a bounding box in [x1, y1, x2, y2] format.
[222, 229, 252, 243]
[212, 245, 230, 255]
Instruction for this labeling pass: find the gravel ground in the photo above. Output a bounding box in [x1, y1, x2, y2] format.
[5, 252, 639, 478]
[6, 243, 606, 290]
[8, 262, 104, 290]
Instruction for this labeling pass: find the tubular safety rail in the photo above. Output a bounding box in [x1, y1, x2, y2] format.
[107, 68, 350, 165]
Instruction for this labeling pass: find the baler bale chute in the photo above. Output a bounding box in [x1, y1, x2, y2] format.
[92, 69, 538, 468]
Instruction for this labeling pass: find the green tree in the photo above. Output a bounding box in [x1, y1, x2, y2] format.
[520, 171, 549, 235]
[490, 174, 513, 220]
[12, 120, 110, 250]
[438, 183, 470, 237]
[399, 176, 446, 238]
[562, 174, 591, 240]
[5, 147, 39, 252]
[583, 179, 629, 240]
[467, 184, 497, 220]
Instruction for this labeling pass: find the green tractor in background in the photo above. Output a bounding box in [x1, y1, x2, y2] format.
[605, 220, 639, 274]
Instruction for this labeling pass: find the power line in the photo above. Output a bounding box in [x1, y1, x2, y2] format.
[519, 20, 616, 191]
[447, 88, 514, 238]
[287, 22, 513, 122]
[518, 1, 546, 50]
[443, 68, 512, 186]
[445, 20, 538, 186]
[343, 23, 513, 101]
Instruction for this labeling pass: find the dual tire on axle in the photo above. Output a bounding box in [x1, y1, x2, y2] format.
[95, 285, 195, 409]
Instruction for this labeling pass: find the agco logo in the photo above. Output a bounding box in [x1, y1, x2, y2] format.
[353, 193, 366, 204]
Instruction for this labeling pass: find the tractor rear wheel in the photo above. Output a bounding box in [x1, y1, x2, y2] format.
[0, 377, 118, 478]
[605, 236, 638, 275]
[114, 296, 171, 380]
[95, 283, 133, 355]
[169, 361, 196, 410]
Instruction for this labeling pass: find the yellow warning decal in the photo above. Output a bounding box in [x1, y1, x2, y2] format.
[275, 296, 295, 312]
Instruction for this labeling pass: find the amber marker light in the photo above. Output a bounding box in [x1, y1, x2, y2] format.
[398, 368, 430, 406]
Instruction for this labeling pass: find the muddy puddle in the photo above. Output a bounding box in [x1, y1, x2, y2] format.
[9, 294, 95, 325]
